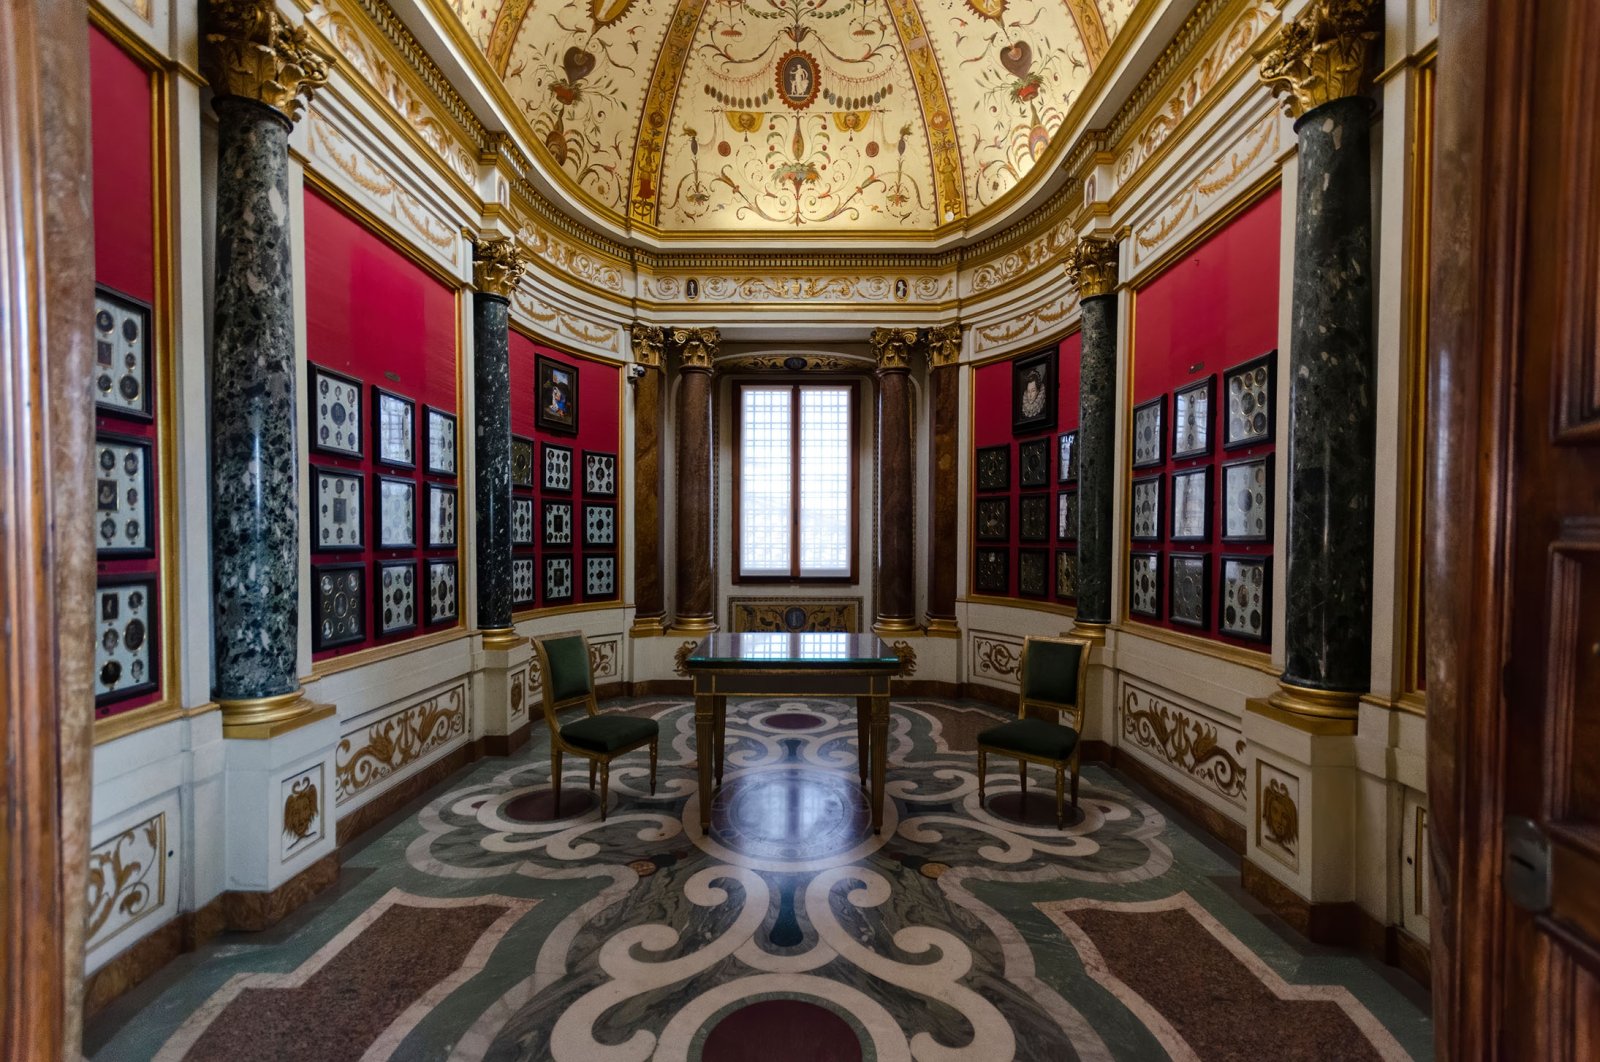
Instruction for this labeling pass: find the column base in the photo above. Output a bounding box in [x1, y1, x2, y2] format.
[1068, 620, 1108, 646]
[479, 627, 524, 652]
[872, 617, 920, 637]
[629, 614, 668, 637]
[1262, 681, 1361, 732]
[922, 616, 960, 638]
[219, 690, 336, 740]
[669, 615, 717, 635]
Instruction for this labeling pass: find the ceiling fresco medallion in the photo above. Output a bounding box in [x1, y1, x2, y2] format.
[776, 49, 820, 110]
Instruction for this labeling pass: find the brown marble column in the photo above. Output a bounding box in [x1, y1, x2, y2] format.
[923, 324, 961, 637]
[873, 328, 919, 635]
[629, 325, 666, 635]
[671, 327, 719, 633]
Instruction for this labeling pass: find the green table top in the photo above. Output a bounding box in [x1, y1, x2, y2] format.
[684, 633, 901, 670]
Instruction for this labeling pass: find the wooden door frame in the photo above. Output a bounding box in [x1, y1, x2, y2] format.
[0, 0, 97, 1053]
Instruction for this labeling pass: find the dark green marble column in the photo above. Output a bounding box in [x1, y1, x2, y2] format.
[1066, 237, 1120, 634]
[470, 240, 525, 647]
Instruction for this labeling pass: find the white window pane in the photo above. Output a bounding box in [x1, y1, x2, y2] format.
[799, 387, 851, 577]
[740, 387, 792, 574]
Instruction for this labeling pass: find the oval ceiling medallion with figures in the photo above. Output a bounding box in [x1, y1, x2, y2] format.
[776, 49, 820, 110]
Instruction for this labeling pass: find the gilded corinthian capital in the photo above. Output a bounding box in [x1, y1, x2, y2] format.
[671, 327, 720, 370]
[870, 328, 919, 372]
[630, 324, 665, 369]
[472, 237, 527, 298]
[1063, 236, 1119, 300]
[923, 324, 962, 368]
[200, 0, 330, 124]
[1257, 0, 1380, 119]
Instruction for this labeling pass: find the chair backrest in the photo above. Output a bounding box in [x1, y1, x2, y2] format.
[531, 631, 596, 734]
[1018, 635, 1092, 729]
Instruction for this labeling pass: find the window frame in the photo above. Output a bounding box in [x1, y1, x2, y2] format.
[731, 378, 860, 584]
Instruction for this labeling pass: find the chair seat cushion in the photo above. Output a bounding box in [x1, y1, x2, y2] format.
[561, 714, 658, 754]
[978, 718, 1080, 761]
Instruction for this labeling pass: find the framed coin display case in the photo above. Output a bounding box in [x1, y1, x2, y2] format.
[1132, 395, 1165, 469]
[1055, 550, 1078, 600]
[1170, 467, 1212, 542]
[1018, 548, 1049, 598]
[93, 286, 153, 420]
[426, 484, 457, 548]
[1011, 347, 1056, 435]
[1168, 553, 1210, 629]
[425, 406, 457, 476]
[1131, 476, 1162, 542]
[1129, 552, 1160, 619]
[543, 500, 574, 546]
[976, 445, 1010, 492]
[583, 450, 617, 497]
[1018, 437, 1050, 489]
[309, 363, 363, 458]
[94, 576, 159, 706]
[1171, 376, 1213, 459]
[1223, 351, 1276, 450]
[1058, 430, 1078, 484]
[584, 503, 616, 547]
[974, 548, 1007, 594]
[536, 354, 580, 434]
[1219, 555, 1271, 642]
[544, 554, 575, 603]
[312, 563, 366, 650]
[375, 476, 417, 550]
[375, 560, 417, 637]
[511, 497, 536, 546]
[1058, 490, 1078, 543]
[374, 386, 415, 469]
[426, 559, 459, 625]
[976, 497, 1009, 542]
[1019, 493, 1049, 542]
[510, 435, 536, 488]
[95, 431, 155, 559]
[511, 557, 537, 608]
[1222, 455, 1273, 543]
[543, 442, 573, 492]
[584, 554, 617, 600]
[312, 467, 364, 553]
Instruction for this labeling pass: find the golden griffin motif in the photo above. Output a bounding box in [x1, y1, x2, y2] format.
[335, 684, 467, 802]
[1260, 777, 1300, 850]
[673, 640, 698, 677]
[892, 641, 918, 676]
[282, 776, 320, 843]
[1121, 689, 1247, 801]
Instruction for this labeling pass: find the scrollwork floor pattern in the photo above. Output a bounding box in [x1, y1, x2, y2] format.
[86, 698, 1432, 1061]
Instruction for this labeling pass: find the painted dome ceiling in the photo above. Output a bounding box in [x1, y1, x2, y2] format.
[439, 0, 1141, 236]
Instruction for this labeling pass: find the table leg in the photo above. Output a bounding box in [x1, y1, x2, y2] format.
[871, 691, 889, 832]
[695, 690, 715, 831]
[855, 696, 871, 788]
[713, 694, 727, 786]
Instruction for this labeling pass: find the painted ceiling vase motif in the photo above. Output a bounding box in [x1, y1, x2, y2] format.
[443, 0, 1142, 233]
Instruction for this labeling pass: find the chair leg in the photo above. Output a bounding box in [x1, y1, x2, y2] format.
[1056, 765, 1065, 829]
[1018, 758, 1027, 797]
[588, 760, 597, 791]
[978, 749, 987, 807]
[600, 761, 610, 822]
[552, 747, 563, 815]
[649, 739, 658, 795]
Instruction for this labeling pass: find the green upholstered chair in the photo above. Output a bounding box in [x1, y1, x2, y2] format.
[977, 635, 1092, 828]
[532, 631, 658, 821]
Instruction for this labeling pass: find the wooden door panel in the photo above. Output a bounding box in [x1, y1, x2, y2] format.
[1551, 0, 1600, 439]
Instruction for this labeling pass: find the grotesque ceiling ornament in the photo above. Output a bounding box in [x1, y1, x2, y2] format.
[1256, 0, 1380, 120]
[1063, 236, 1119, 300]
[472, 236, 528, 298]
[201, 0, 330, 124]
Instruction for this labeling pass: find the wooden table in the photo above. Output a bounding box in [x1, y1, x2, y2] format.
[683, 633, 902, 832]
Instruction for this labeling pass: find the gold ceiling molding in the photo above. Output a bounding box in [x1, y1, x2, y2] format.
[871, 328, 920, 372]
[967, 216, 1076, 296]
[1101, 0, 1244, 150]
[1064, 0, 1113, 67]
[718, 354, 866, 374]
[881, 0, 965, 225]
[627, 0, 710, 226]
[473, 236, 528, 297]
[640, 272, 951, 305]
[1063, 235, 1119, 299]
[511, 289, 627, 354]
[1257, 0, 1380, 118]
[201, 0, 331, 122]
[511, 218, 627, 294]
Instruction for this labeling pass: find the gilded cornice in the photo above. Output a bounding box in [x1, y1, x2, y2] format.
[1102, 0, 1240, 149]
[472, 236, 526, 298]
[630, 324, 665, 369]
[201, 0, 331, 123]
[1257, 0, 1380, 119]
[1064, 236, 1120, 299]
[870, 328, 920, 373]
[924, 324, 961, 368]
[671, 327, 720, 370]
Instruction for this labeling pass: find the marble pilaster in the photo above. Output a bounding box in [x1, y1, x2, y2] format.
[471, 238, 526, 649]
[1065, 237, 1120, 634]
[923, 325, 961, 636]
[872, 328, 919, 634]
[630, 325, 667, 635]
[671, 328, 719, 633]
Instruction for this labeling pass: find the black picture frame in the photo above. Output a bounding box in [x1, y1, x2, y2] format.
[543, 500, 573, 547]
[426, 483, 458, 549]
[510, 435, 536, 489]
[374, 474, 417, 550]
[543, 442, 573, 493]
[1169, 466, 1212, 543]
[1221, 454, 1274, 543]
[1171, 375, 1214, 460]
[94, 573, 160, 707]
[976, 444, 1010, 492]
[93, 284, 154, 421]
[1011, 347, 1057, 436]
[511, 497, 536, 547]
[975, 497, 1009, 542]
[425, 558, 459, 625]
[311, 562, 366, 651]
[1131, 475, 1163, 543]
[1055, 549, 1078, 600]
[373, 386, 416, 470]
[1132, 395, 1166, 470]
[308, 363, 363, 458]
[536, 354, 579, 434]
[1019, 493, 1049, 542]
[1058, 489, 1078, 543]
[974, 547, 1008, 595]
[424, 406, 457, 477]
[1129, 551, 1161, 619]
[1223, 350, 1277, 450]
[511, 557, 537, 608]
[583, 450, 618, 497]
[1018, 437, 1051, 488]
[94, 430, 156, 559]
[375, 559, 417, 637]
[583, 553, 618, 601]
[1219, 554, 1272, 642]
[1018, 548, 1049, 598]
[1058, 430, 1078, 484]
[544, 553, 575, 604]
[584, 503, 617, 547]
[1168, 552, 1211, 629]
[311, 465, 364, 553]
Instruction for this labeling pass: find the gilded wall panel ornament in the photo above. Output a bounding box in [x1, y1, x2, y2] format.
[671, 327, 720, 370]
[892, 641, 918, 676]
[281, 768, 323, 862]
[510, 665, 528, 721]
[1131, 111, 1279, 267]
[719, 355, 863, 374]
[731, 599, 862, 633]
[514, 221, 627, 294]
[972, 634, 1023, 684]
[201, 0, 331, 123]
[871, 328, 920, 373]
[1063, 236, 1120, 299]
[924, 324, 962, 368]
[973, 294, 1077, 352]
[642, 273, 952, 305]
[630, 324, 665, 369]
[510, 289, 626, 355]
[335, 682, 468, 803]
[673, 640, 698, 677]
[968, 218, 1076, 295]
[1120, 683, 1247, 806]
[1256, 761, 1301, 872]
[588, 637, 620, 680]
[473, 236, 527, 298]
[85, 812, 166, 952]
[306, 112, 459, 264]
[1256, 0, 1380, 119]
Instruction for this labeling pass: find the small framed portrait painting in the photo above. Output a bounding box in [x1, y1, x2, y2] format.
[536, 354, 579, 434]
[1011, 348, 1056, 436]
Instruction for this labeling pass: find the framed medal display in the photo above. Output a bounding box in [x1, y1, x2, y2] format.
[424, 406, 457, 477]
[375, 475, 417, 550]
[1055, 550, 1078, 600]
[1132, 395, 1165, 470]
[1058, 490, 1078, 543]
[1171, 376, 1214, 460]
[976, 497, 1008, 542]
[544, 554, 574, 603]
[510, 435, 536, 489]
[95, 431, 155, 559]
[1219, 555, 1271, 642]
[312, 563, 365, 650]
[583, 451, 617, 497]
[94, 575, 159, 706]
[543, 500, 573, 547]
[93, 285, 153, 420]
[309, 363, 363, 458]
[426, 483, 458, 548]
[374, 387, 415, 469]
[312, 466, 364, 553]
[1018, 548, 1049, 598]
[1170, 467, 1212, 543]
[511, 497, 536, 547]
[511, 558, 536, 608]
[1058, 430, 1078, 484]
[543, 442, 573, 493]
[1222, 455, 1273, 543]
[1223, 352, 1276, 450]
[1169, 553, 1210, 629]
[1018, 437, 1050, 489]
[375, 560, 417, 637]
[976, 445, 1010, 492]
[584, 503, 616, 547]
[974, 548, 1007, 594]
[1129, 552, 1160, 619]
[426, 559, 459, 625]
[1019, 493, 1049, 542]
[1131, 475, 1162, 542]
[584, 554, 617, 600]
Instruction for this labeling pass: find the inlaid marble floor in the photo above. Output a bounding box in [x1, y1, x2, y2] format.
[86, 697, 1433, 1061]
